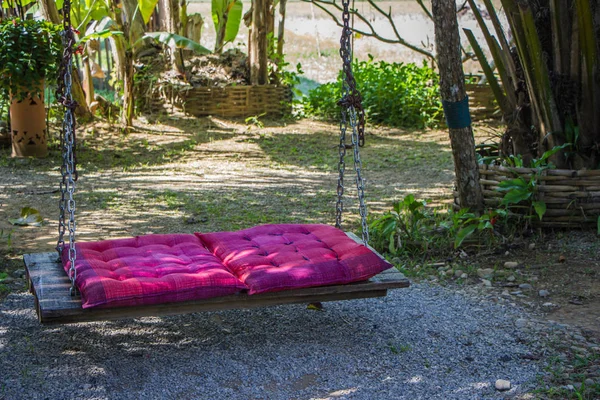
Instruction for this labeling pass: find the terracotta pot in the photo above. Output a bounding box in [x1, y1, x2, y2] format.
[10, 90, 48, 158]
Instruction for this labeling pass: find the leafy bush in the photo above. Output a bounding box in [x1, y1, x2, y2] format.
[369, 196, 512, 258]
[300, 57, 442, 129]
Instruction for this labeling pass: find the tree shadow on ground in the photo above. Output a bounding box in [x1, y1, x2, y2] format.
[250, 129, 453, 173]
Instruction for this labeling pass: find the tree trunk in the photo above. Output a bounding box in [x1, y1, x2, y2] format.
[277, 0, 287, 56]
[432, 0, 483, 212]
[82, 56, 95, 107]
[38, 0, 60, 24]
[38, 0, 92, 120]
[110, 34, 134, 127]
[157, 0, 184, 73]
[250, 0, 269, 85]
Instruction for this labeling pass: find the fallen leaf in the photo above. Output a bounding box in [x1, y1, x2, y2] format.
[8, 207, 43, 227]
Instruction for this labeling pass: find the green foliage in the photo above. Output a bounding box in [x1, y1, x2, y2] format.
[267, 33, 303, 90]
[0, 18, 62, 101]
[300, 57, 442, 129]
[141, 32, 212, 54]
[496, 144, 571, 222]
[369, 196, 514, 257]
[369, 195, 437, 255]
[212, 0, 243, 52]
[453, 209, 506, 248]
[138, 0, 160, 24]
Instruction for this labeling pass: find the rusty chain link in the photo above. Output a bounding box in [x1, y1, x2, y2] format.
[335, 0, 369, 244]
[56, 0, 79, 296]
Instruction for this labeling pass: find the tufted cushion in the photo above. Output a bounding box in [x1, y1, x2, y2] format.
[62, 234, 247, 309]
[197, 224, 392, 295]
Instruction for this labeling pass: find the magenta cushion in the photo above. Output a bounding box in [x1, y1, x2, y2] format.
[196, 224, 392, 295]
[62, 234, 247, 309]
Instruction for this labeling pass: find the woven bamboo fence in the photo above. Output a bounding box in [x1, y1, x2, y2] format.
[465, 83, 499, 120]
[140, 84, 293, 118]
[458, 164, 600, 228]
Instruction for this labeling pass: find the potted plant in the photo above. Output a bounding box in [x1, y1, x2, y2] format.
[0, 18, 62, 158]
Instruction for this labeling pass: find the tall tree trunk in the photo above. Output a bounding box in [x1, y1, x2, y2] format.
[432, 0, 483, 212]
[250, 0, 268, 85]
[277, 0, 287, 57]
[38, 0, 92, 119]
[110, 34, 134, 127]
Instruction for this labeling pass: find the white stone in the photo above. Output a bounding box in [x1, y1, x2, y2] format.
[454, 269, 464, 278]
[507, 275, 516, 282]
[539, 290, 550, 298]
[528, 243, 536, 250]
[477, 268, 494, 278]
[542, 302, 556, 308]
[495, 379, 511, 391]
[504, 261, 519, 269]
[481, 279, 492, 287]
[460, 273, 468, 279]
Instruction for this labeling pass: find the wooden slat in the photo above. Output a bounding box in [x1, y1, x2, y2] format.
[24, 235, 408, 325]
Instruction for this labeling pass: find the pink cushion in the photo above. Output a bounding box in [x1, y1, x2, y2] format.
[196, 224, 392, 295]
[62, 234, 247, 309]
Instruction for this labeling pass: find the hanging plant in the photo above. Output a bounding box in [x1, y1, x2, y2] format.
[0, 18, 62, 100]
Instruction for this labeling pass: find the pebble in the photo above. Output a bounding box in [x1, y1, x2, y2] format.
[573, 335, 586, 342]
[477, 268, 494, 279]
[539, 290, 550, 298]
[507, 275, 516, 282]
[528, 243, 536, 250]
[454, 270, 463, 278]
[495, 379, 511, 391]
[585, 378, 595, 386]
[504, 261, 519, 269]
[542, 302, 557, 308]
[519, 283, 533, 290]
[481, 279, 492, 287]
[460, 273, 468, 279]
[515, 318, 528, 328]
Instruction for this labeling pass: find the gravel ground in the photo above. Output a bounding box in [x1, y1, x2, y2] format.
[0, 284, 546, 400]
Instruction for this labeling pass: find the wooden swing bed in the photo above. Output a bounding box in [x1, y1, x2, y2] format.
[23, 0, 409, 325]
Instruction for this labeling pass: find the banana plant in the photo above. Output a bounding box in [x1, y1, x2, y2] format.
[212, 0, 243, 53]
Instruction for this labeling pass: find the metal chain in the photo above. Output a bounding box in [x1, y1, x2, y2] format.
[56, 0, 79, 296]
[338, 0, 365, 147]
[336, 0, 369, 244]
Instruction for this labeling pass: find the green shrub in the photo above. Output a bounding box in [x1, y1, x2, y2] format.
[300, 56, 442, 129]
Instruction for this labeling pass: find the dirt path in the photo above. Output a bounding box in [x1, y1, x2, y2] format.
[0, 118, 454, 254]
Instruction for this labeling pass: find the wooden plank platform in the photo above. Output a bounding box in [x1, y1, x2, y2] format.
[24, 250, 409, 325]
